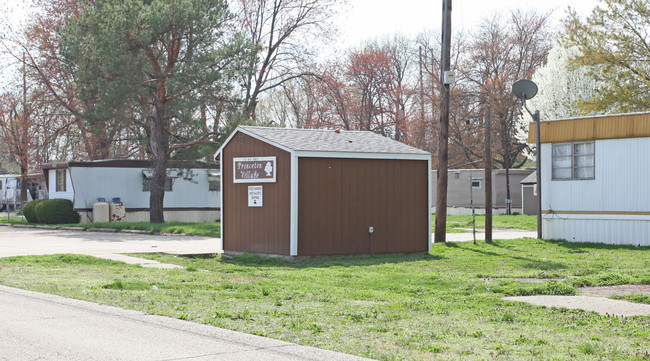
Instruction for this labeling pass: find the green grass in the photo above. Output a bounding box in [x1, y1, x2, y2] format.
[0, 214, 27, 223]
[433, 214, 537, 232]
[0, 239, 648, 360]
[610, 294, 650, 305]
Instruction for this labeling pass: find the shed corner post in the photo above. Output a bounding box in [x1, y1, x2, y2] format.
[428, 157, 432, 252]
[219, 151, 224, 253]
[290, 152, 299, 256]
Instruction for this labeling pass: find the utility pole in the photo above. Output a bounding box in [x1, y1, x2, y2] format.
[419, 46, 425, 146]
[484, 106, 492, 244]
[434, 0, 451, 243]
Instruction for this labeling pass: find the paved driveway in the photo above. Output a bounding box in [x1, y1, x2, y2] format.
[0, 226, 221, 258]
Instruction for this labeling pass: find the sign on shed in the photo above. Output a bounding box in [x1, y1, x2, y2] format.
[248, 186, 263, 207]
[233, 157, 276, 183]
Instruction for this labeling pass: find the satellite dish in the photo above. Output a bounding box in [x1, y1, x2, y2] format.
[512, 79, 538, 100]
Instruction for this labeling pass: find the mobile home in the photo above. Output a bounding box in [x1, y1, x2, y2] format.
[42, 160, 220, 223]
[530, 112, 650, 246]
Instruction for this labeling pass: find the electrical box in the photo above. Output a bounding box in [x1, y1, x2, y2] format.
[443, 70, 456, 85]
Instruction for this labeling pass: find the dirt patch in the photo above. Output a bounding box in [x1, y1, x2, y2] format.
[578, 284, 650, 297]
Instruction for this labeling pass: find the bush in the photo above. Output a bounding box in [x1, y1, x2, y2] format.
[33, 199, 80, 224]
[22, 199, 43, 223]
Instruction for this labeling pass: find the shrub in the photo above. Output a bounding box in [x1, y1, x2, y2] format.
[22, 199, 43, 223]
[34, 199, 80, 224]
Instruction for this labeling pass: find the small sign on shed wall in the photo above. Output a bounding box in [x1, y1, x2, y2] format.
[248, 185, 263, 207]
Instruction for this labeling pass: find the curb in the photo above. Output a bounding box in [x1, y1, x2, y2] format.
[12, 224, 35, 228]
[34, 225, 60, 230]
[60, 227, 86, 231]
[120, 229, 154, 235]
[87, 228, 119, 233]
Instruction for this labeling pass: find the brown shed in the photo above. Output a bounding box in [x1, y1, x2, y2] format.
[215, 126, 432, 257]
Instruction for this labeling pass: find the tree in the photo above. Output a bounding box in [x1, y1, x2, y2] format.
[465, 11, 553, 212]
[525, 44, 603, 122]
[563, 0, 650, 113]
[234, 0, 344, 119]
[60, 0, 250, 222]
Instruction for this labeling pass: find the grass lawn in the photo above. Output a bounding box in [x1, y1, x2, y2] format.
[0, 214, 27, 223]
[62, 221, 221, 237]
[0, 239, 648, 360]
[434, 214, 537, 232]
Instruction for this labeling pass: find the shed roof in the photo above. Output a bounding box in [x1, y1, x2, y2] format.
[520, 172, 537, 185]
[233, 126, 430, 156]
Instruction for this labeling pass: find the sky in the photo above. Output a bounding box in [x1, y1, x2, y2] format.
[0, 0, 601, 87]
[335, 0, 601, 47]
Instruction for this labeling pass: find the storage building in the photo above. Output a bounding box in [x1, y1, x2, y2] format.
[215, 126, 431, 257]
[529, 112, 650, 246]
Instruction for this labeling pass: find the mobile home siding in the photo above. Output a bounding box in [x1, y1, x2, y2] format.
[541, 135, 650, 246]
[46, 169, 74, 202]
[298, 158, 429, 255]
[529, 112, 650, 143]
[222, 132, 291, 255]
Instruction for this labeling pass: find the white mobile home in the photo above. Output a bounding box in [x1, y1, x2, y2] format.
[530, 112, 650, 246]
[0, 174, 20, 211]
[42, 160, 220, 223]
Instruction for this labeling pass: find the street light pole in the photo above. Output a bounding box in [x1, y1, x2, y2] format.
[532, 108, 542, 240]
[512, 79, 542, 240]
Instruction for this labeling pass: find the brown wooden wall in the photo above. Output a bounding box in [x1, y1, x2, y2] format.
[222, 133, 291, 255]
[298, 158, 429, 255]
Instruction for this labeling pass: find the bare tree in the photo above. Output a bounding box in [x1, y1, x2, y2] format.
[234, 0, 345, 119]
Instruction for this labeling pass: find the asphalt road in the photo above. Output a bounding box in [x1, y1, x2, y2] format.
[0, 285, 371, 361]
[0, 227, 371, 361]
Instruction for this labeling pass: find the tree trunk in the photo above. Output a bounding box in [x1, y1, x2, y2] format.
[148, 113, 168, 224]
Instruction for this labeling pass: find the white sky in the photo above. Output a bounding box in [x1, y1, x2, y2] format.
[1, 0, 601, 87]
[335, 0, 600, 47]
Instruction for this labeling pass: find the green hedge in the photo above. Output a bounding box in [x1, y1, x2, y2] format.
[24, 199, 80, 224]
[22, 199, 43, 223]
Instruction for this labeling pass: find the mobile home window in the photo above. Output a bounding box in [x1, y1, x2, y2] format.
[55, 169, 66, 192]
[142, 177, 173, 192]
[208, 174, 220, 191]
[471, 180, 482, 189]
[552, 142, 594, 180]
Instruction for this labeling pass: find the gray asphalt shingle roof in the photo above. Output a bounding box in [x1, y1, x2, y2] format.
[520, 172, 537, 184]
[239, 126, 430, 155]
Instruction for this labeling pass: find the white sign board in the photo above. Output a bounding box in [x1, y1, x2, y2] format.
[234, 156, 276, 183]
[248, 186, 263, 207]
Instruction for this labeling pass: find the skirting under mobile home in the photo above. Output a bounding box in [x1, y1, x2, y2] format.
[216, 126, 432, 256]
[529, 112, 650, 246]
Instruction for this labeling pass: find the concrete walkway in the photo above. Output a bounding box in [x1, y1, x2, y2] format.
[0, 285, 371, 361]
[434, 228, 537, 242]
[504, 295, 650, 317]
